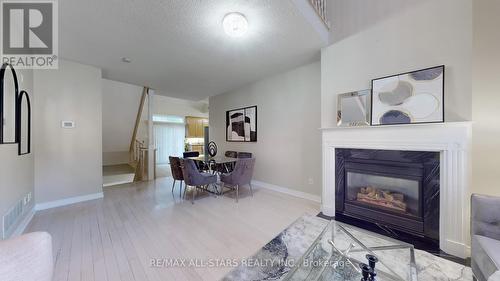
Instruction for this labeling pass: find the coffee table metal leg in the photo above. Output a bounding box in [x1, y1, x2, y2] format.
[329, 240, 360, 273]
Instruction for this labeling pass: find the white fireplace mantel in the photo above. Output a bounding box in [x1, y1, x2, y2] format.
[321, 122, 472, 258]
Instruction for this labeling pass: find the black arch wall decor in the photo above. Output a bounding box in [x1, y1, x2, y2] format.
[0, 63, 19, 144]
[0, 62, 32, 155]
[16, 90, 31, 155]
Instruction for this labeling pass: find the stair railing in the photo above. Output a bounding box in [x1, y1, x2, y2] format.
[133, 145, 158, 181]
[131, 139, 145, 163]
[309, 0, 330, 29]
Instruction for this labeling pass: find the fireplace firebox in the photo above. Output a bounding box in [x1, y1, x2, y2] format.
[335, 148, 440, 248]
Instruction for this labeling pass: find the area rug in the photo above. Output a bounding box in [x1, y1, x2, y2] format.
[222, 214, 472, 281]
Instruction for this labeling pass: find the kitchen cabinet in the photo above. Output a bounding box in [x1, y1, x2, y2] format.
[190, 144, 204, 154]
[186, 116, 208, 138]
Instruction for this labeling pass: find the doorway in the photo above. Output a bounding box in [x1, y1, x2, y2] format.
[153, 115, 185, 178]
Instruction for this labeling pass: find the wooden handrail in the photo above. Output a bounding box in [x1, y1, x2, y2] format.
[129, 87, 148, 154]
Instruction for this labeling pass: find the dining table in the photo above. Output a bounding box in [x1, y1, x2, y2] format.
[187, 155, 237, 174]
[183, 155, 238, 195]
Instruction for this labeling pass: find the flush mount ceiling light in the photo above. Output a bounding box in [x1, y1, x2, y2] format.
[222, 12, 248, 38]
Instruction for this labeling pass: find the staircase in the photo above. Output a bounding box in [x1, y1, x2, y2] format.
[129, 87, 156, 182]
[130, 139, 149, 181]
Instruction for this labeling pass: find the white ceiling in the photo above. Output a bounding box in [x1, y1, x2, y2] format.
[59, 0, 325, 100]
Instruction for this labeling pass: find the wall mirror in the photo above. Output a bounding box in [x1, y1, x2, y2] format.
[17, 91, 31, 155]
[337, 89, 371, 127]
[0, 63, 19, 143]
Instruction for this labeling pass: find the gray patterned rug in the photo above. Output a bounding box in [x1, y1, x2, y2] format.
[222, 214, 472, 281]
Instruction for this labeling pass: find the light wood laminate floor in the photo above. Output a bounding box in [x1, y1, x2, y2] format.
[26, 177, 320, 281]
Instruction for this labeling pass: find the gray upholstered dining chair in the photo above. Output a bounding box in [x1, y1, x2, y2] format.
[179, 158, 217, 204]
[220, 158, 256, 202]
[237, 152, 252, 158]
[182, 151, 208, 171]
[183, 151, 199, 158]
[225, 151, 238, 158]
[169, 156, 184, 197]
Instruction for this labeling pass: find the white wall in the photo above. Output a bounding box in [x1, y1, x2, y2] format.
[328, 0, 424, 44]
[102, 79, 143, 165]
[472, 0, 500, 197]
[0, 68, 34, 238]
[209, 61, 322, 197]
[322, 0, 472, 128]
[34, 60, 103, 204]
[153, 94, 208, 118]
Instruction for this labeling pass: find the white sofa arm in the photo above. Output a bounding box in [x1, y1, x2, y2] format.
[0, 232, 53, 281]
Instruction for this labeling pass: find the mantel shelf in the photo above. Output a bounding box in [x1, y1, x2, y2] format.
[319, 121, 472, 131]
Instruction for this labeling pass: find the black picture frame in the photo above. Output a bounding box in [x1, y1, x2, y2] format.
[0, 63, 19, 144]
[0, 63, 32, 155]
[370, 65, 445, 126]
[16, 90, 31, 155]
[226, 105, 257, 142]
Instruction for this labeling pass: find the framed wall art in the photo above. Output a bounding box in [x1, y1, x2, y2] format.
[0, 63, 32, 155]
[371, 65, 445, 126]
[0, 63, 19, 144]
[226, 105, 257, 142]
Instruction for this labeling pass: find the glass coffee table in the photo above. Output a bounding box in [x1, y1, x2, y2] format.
[283, 220, 418, 281]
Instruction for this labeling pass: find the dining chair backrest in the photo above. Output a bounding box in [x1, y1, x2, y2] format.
[169, 156, 183, 181]
[183, 151, 199, 158]
[237, 152, 252, 158]
[232, 158, 256, 186]
[225, 151, 238, 158]
[179, 158, 207, 186]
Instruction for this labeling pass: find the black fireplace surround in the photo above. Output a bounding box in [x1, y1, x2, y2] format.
[335, 148, 440, 248]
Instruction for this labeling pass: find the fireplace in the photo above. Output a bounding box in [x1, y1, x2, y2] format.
[335, 148, 440, 247]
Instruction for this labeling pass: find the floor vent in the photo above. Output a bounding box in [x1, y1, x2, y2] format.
[2, 192, 31, 239]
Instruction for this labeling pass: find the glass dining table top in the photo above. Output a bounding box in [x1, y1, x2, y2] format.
[187, 155, 238, 164]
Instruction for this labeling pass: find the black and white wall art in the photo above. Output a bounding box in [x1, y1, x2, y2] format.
[371, 65, 444, 125]
[226, 105, 257, 142]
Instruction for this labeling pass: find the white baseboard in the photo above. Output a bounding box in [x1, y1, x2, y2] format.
[35, 192, 104, 211]
[103, 179, 134, 187]
[4, 193, 104, 238]
[251, 180, 321, 203]
[103, 181, 129, 187]
[9, 207, 35, 238]
[442, 238, 471, 258]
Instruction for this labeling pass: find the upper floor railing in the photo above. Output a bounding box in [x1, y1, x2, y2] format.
[309, 0, 330, 29]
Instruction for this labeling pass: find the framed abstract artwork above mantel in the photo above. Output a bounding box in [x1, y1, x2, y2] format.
[226, 105, 257, 142]
[371, 65, 445, 126]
